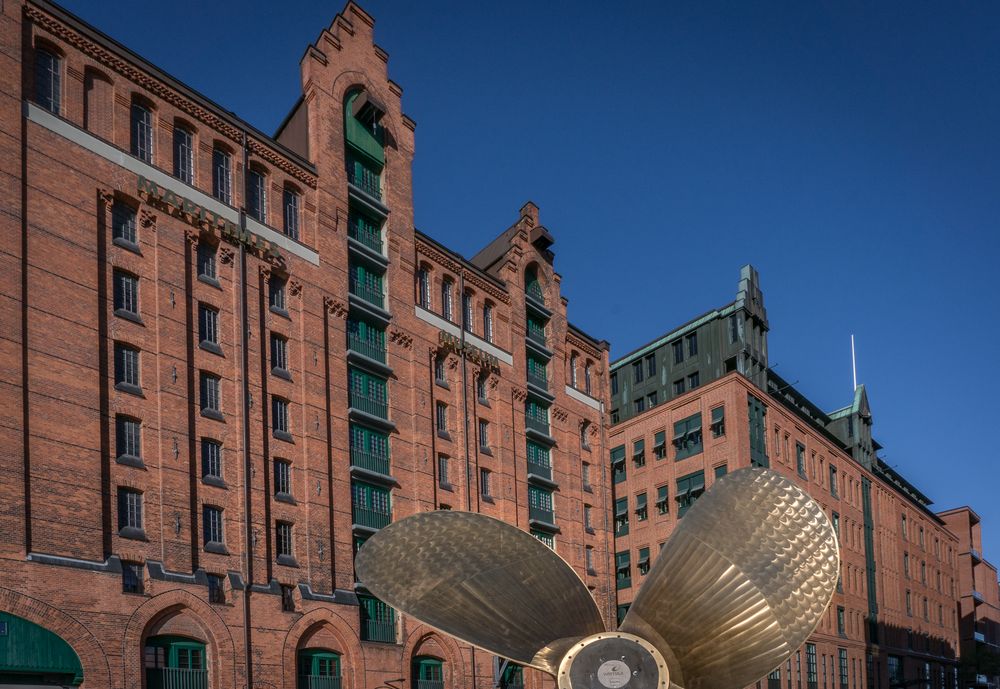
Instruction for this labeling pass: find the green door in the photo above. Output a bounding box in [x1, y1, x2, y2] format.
[0, 611, 84, 686]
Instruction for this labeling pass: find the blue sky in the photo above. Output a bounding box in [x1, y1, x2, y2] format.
[61, 1, 1000, 559]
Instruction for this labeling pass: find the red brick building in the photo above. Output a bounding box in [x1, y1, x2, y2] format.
[0, 1, 612, 687]
[938, 508, 1000, 689]
[608, 267, 962, 689]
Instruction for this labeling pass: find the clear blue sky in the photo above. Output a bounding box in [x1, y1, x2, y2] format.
[62, 1, 1000, 560]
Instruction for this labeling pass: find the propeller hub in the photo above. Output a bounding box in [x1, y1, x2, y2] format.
[557, 632, 669, 689]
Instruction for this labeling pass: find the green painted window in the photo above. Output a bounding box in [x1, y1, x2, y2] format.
[528, 485, 553, 513]
[525, 400, 549, 435]
[525, 267, 544, 302]
[527, 315, 547, 343]
[344, 90, 385, 165]
[348, 207, 382, 253]
[611, 445, 626, 483]
[615, 551, 631, 590]
[347, 317, 386, 363]
[298, 649, 341, 688]
[413, 656, 443, 687]
[526, 441, 550, 468]
[614, 497, 629, 536]
[350, 423, 390, 476]
[638, 547, 650, 575]
[500, 663, 524, 689]
[352, 480, 391, 530]
[655, 485, 668, 514]
[747, 394, 768, 466]
[531, 530, 554, 549]
[714, 464, 727, 479]
[632, 439, 645, 467]
[349, 367, 388, 419]
[359, 594, 396, 643]
[673, 413, 703, 460]
[796, 443, 807, 478]
[635, 492, 647, 521]
[675, 471, 705, 517]
[711, 405, 726, 438]
[349, 262, 384, 308]
[144, 635, 207, 689]
[0, 612, 84, 685]
[526, 354, 548, 384]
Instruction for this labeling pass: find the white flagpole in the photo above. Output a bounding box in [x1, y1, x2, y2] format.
[851, 335, 857, 391]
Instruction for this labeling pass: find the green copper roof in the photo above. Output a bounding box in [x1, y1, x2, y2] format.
[0, 612, 84, 685]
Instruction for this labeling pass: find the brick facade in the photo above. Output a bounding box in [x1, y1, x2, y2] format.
[0, 1, 612, 687]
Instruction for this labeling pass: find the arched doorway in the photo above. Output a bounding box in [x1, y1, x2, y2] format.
[411, 656, 443, 689]
[0, 611, 84, 686]
[297, 648, 341, 689]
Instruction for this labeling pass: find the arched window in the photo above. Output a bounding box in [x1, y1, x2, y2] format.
[247, 166, 267, 223]
[84, 68, 112, 138]
[144, 635, 207, 688]
[417, 266, 431, 310]
[298, 649, 341, 689]
[413, 655, 444, 689]
[34, 46, 61, 114]
[283, 185, 301, 240]
[173, 122, 195, 184]
[212, 144, 233, 204]
[344, 89, 385, 201]
[483, 301, 494, 343]
[462, 290, 474, 334]
[570, 352, 579, 388]
[441, 278, 454, 321]
[584, 361, 593, 394]
[130, 97, 153, 163]
[525, 266, 544, 303]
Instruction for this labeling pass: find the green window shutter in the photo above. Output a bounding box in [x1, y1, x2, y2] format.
[653, 430, 666, 458]
[610, 445, 625, 461]
[673, 413, 704, 461]
[615, 497, 628, 515]
[675, 470, 705, 517]
[714, 464, 728, 479]
[636, 492, 647, 509]
[633, 439, 644, 455]
[344, 90, 385, 166]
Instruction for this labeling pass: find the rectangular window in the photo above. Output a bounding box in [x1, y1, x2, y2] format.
[272, 396, 290, 439]
[647, 391, 657, 408]
[122, 561, 143, 594]
[796, 443, 807, 478]
[114, 342, 141, 392]
[656, 485, 668, 514]
[616, 551, 631, 589]
[112, 201, 137, 248]
[173, 126, 194, 183]
[632, 360, 643, 383]
[633, 439, 645, 467]
[113, 269, 139, 316]
[197, 242, 217, 281]
[281, 584, 295, 612]
[436, 402, 448, 434]
[807, 644, 818, 686]
[115, 415, 141, 462]
[282, 188, 300, 240]
[434, 356, 447, 384]
[531, 530, 554, 549]
[130, 102, 153, 162]
[198, 304, 220, 349]
[483, 303, 494, 343]
[528, 485, 554, 525]
[839, 650, 848, 689]
[687, 371, 700, 389]
[203, 505, 224, 545]
[582, 462, 591, 490]
[672, 340, 684, 364]
[729, 314, 741, 343]
[611, 445, 626, 483]
[463, 291, 474, 333]
[117, 487, 143, 532]
[200, 372, 221, 416]
[585, 546, 594, 572]
[714, 464, 727, 479]
[614, 497, 629, 536]
[673, 412, 703, 460]
[673, 379, 685, 396]
[350, 262, 384, 308]
[207, 574, 225, 604]
[832, 512, 840, 538]
[711, 406, 726, 438]
[675, 470, 705, 517]
[437, 455, 449, 486]
[653, 430, 667, 459]
[276, 521, 293, 558]
[829, 464, 839, 497]
[34, 48, 61, 113]
[638, 546, 651, 576]
[480, 468, 491, 497]
[584, 504, 593, 530]
[748, 394, 769, 467]
[645, 353, 656, 378]
[903, 552, 910, 578]
[837, 606, 846, 635]
[906, 589, 912, 616]
[686, 332, 698, 356]
[610, 408, 620, 424]
[247, 169, 267, 222]
[479, 419, 489, 450]
[271, 333, 288, 373]
[610, 372, 618, 396]
[212, 147, 232, 204]
[635, 492, 648, 521]
[202, 439, 222, 480]
[418, 269, 431, 309]
[269, 277, 287, 313]
[274, 459, 292, 497]
[476, 372, 488, 401]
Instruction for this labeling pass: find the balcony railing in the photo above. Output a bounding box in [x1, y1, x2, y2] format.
[347, 332, 386, 364]
[349, 221, 383, 254]
[529, 505, 554, 525]
[351, 446, 390, 476]
[527, 458, 552, 481]
[526, 370, 548, 391]
[353, 505, 391, 530]
[416, 682, 445, 689]
[525, 415, 550, 436]
[526, 282, 545, 304]
[302, 676, 342, 689]
[360, 597, 396, 643]
[349, 160, 382, 201]
[349, 278, 384, 309]
[349, 390, 388, 420]
[146, 668, 208, 689]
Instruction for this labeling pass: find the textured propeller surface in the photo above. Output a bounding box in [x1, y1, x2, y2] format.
[620, 467, 840, 689]
[355, 511, 606, 674]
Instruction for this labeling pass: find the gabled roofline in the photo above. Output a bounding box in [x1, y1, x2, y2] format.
[414, 228, 508, 292]
[611, 302, 740, 370]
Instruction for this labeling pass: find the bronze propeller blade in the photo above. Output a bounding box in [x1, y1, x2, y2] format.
[354, 510, 607, 675]
[620, 468, 840, 689]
